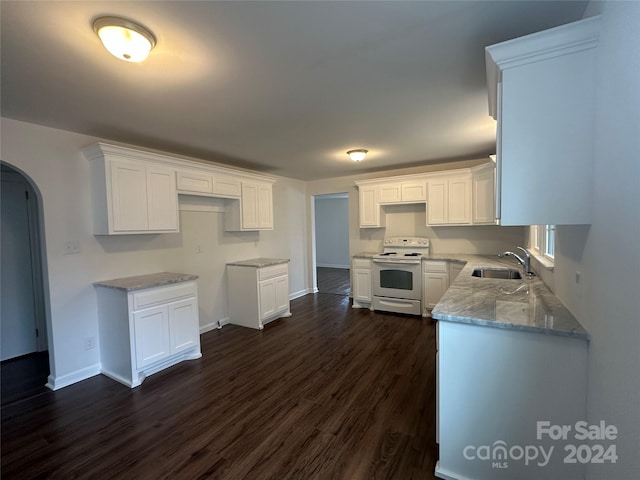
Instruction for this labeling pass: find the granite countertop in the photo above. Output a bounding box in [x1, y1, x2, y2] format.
[226, 258, 290, 268]
[429, 254, 589, 340]
[94, 272, 198, 291]
[352, 252, 379, 259]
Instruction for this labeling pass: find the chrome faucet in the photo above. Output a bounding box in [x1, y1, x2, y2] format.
[498, 246, 535, 276]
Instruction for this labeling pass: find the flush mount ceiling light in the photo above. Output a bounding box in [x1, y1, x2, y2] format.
[92, 16, 156, 62]
[347, 149, 368, 162]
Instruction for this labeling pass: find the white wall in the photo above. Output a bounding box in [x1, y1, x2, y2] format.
[552, 3, 640, 478]
[0, 118, 310, 389]
[314, 196, 349, 268]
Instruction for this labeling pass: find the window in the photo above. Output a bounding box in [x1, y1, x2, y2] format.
[530, 225, 555, 264]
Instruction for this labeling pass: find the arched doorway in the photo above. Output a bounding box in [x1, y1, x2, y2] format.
[1, 162, 51, 404]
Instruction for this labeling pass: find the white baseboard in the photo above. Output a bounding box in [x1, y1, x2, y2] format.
[316, 264, 350, 269]
[200, 317, 230, 333]
[290, 288, 311, 300]
[46, 363, 102, 390]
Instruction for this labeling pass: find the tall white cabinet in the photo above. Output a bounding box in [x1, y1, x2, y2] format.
[94, 273, 201, 388]
[227, 259, 291, 330]
[486, 16, 599, 225]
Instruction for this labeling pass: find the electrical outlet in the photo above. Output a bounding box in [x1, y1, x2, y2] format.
[64, 241, 81, 255]
[84, 336, 96, 350]
[196, 245, 202, 254]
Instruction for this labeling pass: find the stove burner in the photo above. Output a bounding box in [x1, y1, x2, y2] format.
[405, 252, 422, 257]
[379, 252, 397, 256]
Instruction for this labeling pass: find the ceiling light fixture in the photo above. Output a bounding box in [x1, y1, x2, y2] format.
[92, 16, 156, 62]
[347, 149, 368, 162]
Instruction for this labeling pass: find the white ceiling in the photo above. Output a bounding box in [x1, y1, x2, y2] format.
[1, 1, 587, 180]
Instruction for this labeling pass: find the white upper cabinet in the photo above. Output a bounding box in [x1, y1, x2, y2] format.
[485, 16, 600, 225]
[90, 154, 179, 235]
[471, 162, 497, 225]
[378, 181, 427, 204]
[427, 173, 471, 226]
[356, 166, 492, 228]
[224, 181, 274, 231]
[358, 185, 384, 228]
[84, 143, 275, 234]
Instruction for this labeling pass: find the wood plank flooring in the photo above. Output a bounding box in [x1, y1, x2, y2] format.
[1, 293, 438, 480]
[316, 267, 351, 296]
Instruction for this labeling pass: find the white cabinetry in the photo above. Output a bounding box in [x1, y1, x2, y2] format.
[486, 16, 599, 225]
[358, 186, 384, 228]
[471, 163, 497, 225]
[352, 257, 373, 309]
[423, 261, 449, 313]
[225, 181, 274, 231]
[89, 155, 179, 234]
[378, 181, 427, 204]
[427, 174, 471, 226]
[227, 261, 291, 329]
[84, 143, 276, 234]
[448, 261, 465, 283]
[436, 321, 588, 480]
[95, 279, 201, 388]
[177, 169, 242, 198]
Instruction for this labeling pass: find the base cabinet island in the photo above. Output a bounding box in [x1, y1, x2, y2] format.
[94, 273, 201, 388]
[227, 258, 291, 330]
[432, 261, 589, 480]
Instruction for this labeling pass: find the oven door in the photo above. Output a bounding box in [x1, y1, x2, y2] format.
[372, 259, 422, 300]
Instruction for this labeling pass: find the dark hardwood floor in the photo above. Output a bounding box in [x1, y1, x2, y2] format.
[1, 351, 50, 407]
[316, 267, 351, 296]
[1, 293, 437, 480]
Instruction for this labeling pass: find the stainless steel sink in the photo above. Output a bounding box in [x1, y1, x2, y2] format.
[471, 267, 522, 280]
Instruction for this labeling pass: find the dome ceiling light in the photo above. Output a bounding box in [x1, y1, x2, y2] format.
[92, 16, 156, 62]
[347, 149, 368, 162]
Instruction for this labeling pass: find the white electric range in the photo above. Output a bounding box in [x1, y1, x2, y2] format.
[372, 237, 430, 315]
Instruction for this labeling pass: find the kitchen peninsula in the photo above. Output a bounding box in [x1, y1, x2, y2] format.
[431, 258, 589, 480]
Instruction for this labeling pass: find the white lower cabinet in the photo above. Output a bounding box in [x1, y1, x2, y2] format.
[95, 279, 201, 388]
[352, 257, 373, 309]
[227, 261, 291, 329]
[436, 321, 588, 480]
[423, 261, 449, 314]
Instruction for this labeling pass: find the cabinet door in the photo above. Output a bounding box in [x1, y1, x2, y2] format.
[168, 298, 199, 354]
[258, 279, 277, 320]
[378, 183, 402, 204]
[353, 269, 372, 302]
[427, 179, 447, 225]
[147, 166, 179, 231]
[176, 170, 214, 194]
[359, 186, 381, 227]
[472, 169, 496, 224]
[110, 159, 148, 232]
[257, 183, 273, 229]
[423, 272, 449, 309]
[274, 275, 289, 313]
[401, 182, 427, 202]
[133, 305, 170, 369]
[212, 175, 241, 197]
[241, 182, 259, 230]
[448, 176, 471, 224]
[448, 262, 465, 283]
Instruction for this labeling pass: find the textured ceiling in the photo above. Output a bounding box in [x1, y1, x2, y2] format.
[1, 1, 587, 180]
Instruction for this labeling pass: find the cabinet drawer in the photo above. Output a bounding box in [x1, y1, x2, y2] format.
[258, 264, 288, 281]
[133, 282, 197, 311]
[352, 258, 372, 269]
[423, 261, 448, 273]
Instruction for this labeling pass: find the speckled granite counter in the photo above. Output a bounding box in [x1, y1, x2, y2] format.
[94, 272, 198, 291]
[429, 254, 589, 340]
[226, 258, 289, 268]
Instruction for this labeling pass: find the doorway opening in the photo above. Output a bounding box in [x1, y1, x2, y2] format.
[1, 163, 51, 405]
[312, 193, 350, 296]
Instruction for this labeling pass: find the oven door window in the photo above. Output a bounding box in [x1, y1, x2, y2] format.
[379, 269, 413, 290]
